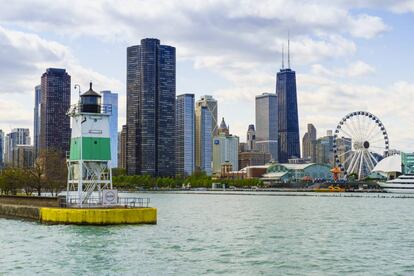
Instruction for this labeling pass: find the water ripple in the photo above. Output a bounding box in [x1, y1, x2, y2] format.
[1, 193, 414, 274]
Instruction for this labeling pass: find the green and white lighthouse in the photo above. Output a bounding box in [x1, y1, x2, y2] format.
[66, 82, 114, 206]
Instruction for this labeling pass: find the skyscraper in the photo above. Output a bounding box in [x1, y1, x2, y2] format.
[277, 44, 300, 163]
[246, 124, 256, 151]
[33, 85, 41, 157]
[119, 125, 127, 170]
[101, 90, 118, 168]
[0, 130, 4, 168]
[4, 128, 31, 165]
[176, 94, 195, 177]
[126, 38, 176, 176]
[302, 123, 317, 162]
[212, 118, 239, 173]
[40, 68, 71, 155]
[12, 145, 34, 168]
[255, 93, 278, 161]
[196, 95, 218, 136]
[195, 96, 217, 175]
[316, 130, 334, 165]
[195, 106, 212, 175]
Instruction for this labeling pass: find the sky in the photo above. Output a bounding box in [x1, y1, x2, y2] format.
[0, 0, 414, 151]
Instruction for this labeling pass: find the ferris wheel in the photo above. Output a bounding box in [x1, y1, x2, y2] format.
[333, 111, 389, 180]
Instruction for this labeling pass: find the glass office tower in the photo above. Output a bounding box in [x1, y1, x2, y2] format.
[126, 38, 176, 176]
[255, 93, 278, 161]
[277, 68, 300, 163]
[176, 94, 195, 176]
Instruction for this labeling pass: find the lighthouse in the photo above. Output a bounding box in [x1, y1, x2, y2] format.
[66, 82, 114, 206]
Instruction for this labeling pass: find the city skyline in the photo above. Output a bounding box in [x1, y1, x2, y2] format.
[0, 2, 414, 152]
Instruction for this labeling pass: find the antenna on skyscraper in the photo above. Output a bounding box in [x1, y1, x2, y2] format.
[288, 31, 291, 69]
[281, 44, 285, 69]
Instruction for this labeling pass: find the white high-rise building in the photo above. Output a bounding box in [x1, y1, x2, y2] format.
[212, 118, 239, 174]
[176, 94, 195, 176]
[255, 93, 278, 161]
[100, 91, 118, 168]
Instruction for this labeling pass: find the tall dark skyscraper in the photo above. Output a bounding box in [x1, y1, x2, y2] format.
[276, 42, 300, 163]
[40, 68, 71, 155]
[126, 38, 176, 177]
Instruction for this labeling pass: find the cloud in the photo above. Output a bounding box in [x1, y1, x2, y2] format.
[0, 0, 412, 151]
[345, 61, 376, 77]
[298, 74, 414, 152]
[0, 25, 124, 136]
[0, 1, 385, 119]
[389, 1, 414, 13]
[348, 14, 390, 39]
[0, 25, 71, 94]
[311, 61, 376, 78]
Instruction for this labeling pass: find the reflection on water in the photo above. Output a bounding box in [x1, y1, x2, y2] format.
[1, 193, 414, 275]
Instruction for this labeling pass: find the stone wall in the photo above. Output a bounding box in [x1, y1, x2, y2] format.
[0, 204, 40, 220]
[0, 195, 60, 207]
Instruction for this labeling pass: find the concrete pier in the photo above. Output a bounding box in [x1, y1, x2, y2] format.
[0, 196, 157, 225]
[39, 207, 157, 225]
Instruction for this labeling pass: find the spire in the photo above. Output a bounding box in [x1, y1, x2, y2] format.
[288, 31, 291, 69]
[218, 117, 229, 135]
[220, 117, 227, 129]
[281, 44, 285, 69]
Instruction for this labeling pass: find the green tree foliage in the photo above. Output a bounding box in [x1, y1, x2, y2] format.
[0, 168, 27, 195]
[112, 168, 126, 177]
[0, 149, 67, 195]
[112, 171, 264, 190]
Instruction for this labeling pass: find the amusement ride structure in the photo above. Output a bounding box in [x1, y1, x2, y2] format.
[333, 111, 389, 180]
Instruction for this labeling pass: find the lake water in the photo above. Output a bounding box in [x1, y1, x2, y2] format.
[1, 193, 414, 275]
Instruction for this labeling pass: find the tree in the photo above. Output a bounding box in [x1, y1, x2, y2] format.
[0, 168, 26, 195]
[26, 157, 47, 196]
[35, 149, 67, 196]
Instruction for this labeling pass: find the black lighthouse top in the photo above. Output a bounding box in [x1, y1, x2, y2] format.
[80, 82, 101, 113]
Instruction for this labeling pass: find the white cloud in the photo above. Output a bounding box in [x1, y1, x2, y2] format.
[311, 61, 376, 78]
[348, 14, 390, 39]
[389, 1, 414, 13]
[345, 61, 376, 77]
[0, 25, 124, 136]
[0, 0, 413, 151]
[298, 74, 414, 152]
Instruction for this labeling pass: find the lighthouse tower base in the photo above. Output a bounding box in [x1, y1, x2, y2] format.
[66, 160, 114, 207]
